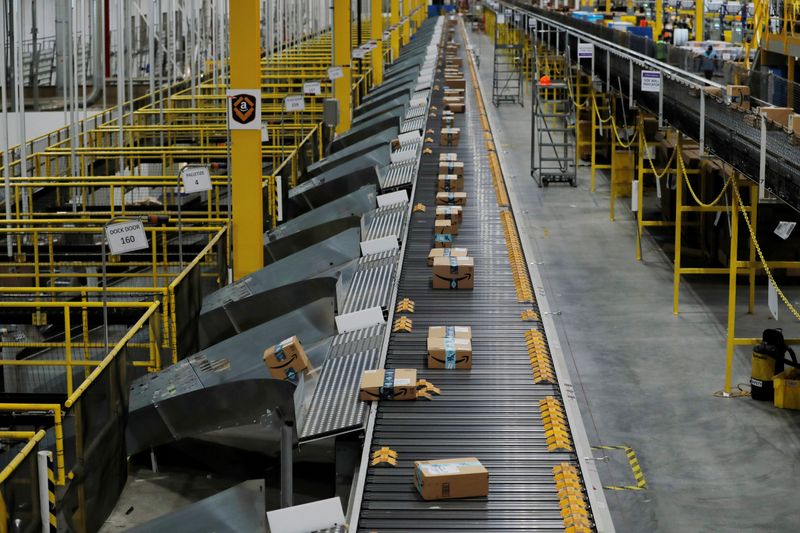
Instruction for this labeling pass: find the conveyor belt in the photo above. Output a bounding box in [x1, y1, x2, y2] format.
[352, 22, 600, 532]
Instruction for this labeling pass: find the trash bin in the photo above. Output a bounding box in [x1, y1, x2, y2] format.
[751, 329, 797, 401]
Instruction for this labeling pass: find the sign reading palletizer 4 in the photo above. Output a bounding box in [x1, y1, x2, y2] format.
[641, 70, 662, 93]
[226, 89, 262, 130]
[578, 43, 594, 60]
[105, 220, 149, 255]
[181, 166, 212, 194]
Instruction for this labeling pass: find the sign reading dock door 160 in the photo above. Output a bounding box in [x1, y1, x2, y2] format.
[226, 89, 262, 130]
[105, 220, 149, 255]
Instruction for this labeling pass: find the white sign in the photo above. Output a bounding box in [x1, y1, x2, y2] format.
[376, 189, 409, 207]
[504, 8, 512, 16]
[578, 43, 594, 60]
[284, 95, 306, 112]
[328, 66, 344, 80]
[360, 236, 399, 256]
[631, 180, 639, 212]
[335, 306, 385, 333]
[497, 14, 505, 24]
[514, 13, 521, 22]
[528, 18, 536, 28]
[105, 220, 149, 255]
[383, 30, 391, 39]
[267, 497, 345, 533]
[181, 166, 212, 194]
[353, 48, 367, 59]
[303, 81, 321, 95]
[768, 282, 779, 321]
[275, 175, 283, 222]
[397, 130, 422, 146]
[261, 123, 269, 143]
[365, 41, 377, 50]
[641, 70, 662, 93]
[774, 221, 796, 240]
[226, 89, 262, 130]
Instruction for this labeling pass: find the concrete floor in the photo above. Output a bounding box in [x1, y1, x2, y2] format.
[467, 28, 800, 533]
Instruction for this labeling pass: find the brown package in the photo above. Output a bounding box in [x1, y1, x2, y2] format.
[432, 256, 474, 289]
[436, 192, 467, 206]
[427, 247, 468, 266]
[437, 174, 463, 193]
[359, 368, 417, 401]
[438, 160, 464, 176]
[263, 335, 310, 381]
[440, 128, 461, 146]
[414, 457, 489, 500]
[434, 219, 454, 236]
[427, 336, 473, 369]
[435, 205, 463, 224]
[428, 325, 472, 340]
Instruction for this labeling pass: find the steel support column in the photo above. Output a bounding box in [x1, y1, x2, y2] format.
[390, 0, 400, 60]
[371, 0, 384, 86]
[402, 0, 411, 45]
[334, 0, 353, 133]
[230, 0, 264, 279]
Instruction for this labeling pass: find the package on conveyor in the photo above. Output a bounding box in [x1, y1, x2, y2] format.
[414, 457, 488, 500]
[359, 368, 417, 401]
[438, 159, 464, 177]
[263, 335, 310, 381]
[758, 106, 795, 129]
[428, 325, 472, 340]
[444, 77, 466, 90]
[440, 152, 459, 162]
[436, 191, 467, 206]
[427, 247, 468, 266]
[436, 205, 463, 224]
[440, 128, 461, 147]
[790, 114, 800, 136]
[446, 57, 463, 68]
[432, 255, 474, 290]
[726, 85, 750, 110]
[437, 174, 463, 193]
[427, 335, 473, 369]
[435, 218, 456, 236]
[441, 110, 455, 128]
[444, 87, 464, 97]
[434, 233, 453, 248]
[443, 97, 465, 114]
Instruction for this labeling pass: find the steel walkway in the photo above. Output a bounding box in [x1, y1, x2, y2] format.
[350, 20, 608, 533]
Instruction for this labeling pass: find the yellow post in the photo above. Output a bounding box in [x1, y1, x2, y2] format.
[724, 179, 740, 395]
[695, 0, 704, 41]
[334, 0, 353, 134]
[402, 0, 411, 45]
[390, 0, 400, 61]
[606, 0, 612, 11]
[788, 57, 795, 110]
[748, 183, 757, 313]
[636, 121, 645, 261]
[655, 0, 663, 39]
[230, 0, 264, 279]
[590, 90, 596, 192]
[673, 134, 683, 315]
[371, 0, 384, 86]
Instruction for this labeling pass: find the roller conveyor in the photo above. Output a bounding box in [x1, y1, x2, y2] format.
[350, 20, 609, 533]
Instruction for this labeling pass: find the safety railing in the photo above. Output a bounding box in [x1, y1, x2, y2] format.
[0, 429, 49, 532]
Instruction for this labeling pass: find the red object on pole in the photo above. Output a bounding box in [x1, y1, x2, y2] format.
[539, 75, 551, 86]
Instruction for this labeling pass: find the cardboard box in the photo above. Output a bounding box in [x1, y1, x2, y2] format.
[444, 77, 466, 90]
[428, 325, 472, 340]
[435, 205, 463, 224]
[446, 57, 463, 67]
[434, 219, 454, 235]
[440, 152, 459, 162]
[444, 88, 464, 97]
[432, 256, 474, 290]
[414, 457, 488, 500]
[427, 247, 468, 266]
[758, 106, 794, 128]
[442, 114, 455, 128]
[436, 192, 467, 206]
[726, 85, 750, 109]
[359, 368, 417, 401]
[438, 174, 463, 193]
[440, 128, 461, 146]
[444, 98, 465, 113]
[427, 336, 473, 368]
[789, 114, 800, 136]
[703, 86, 723, 99]
[438, 160, 464, 177]
[263, 335, 310, 381]
[434, 233, 454, 248]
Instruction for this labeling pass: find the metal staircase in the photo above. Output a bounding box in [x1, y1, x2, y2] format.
[530, 47, 576, 187]
[491, 17, 523, 106]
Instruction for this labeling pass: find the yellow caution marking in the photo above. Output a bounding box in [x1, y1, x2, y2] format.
[395, 298, 415, 313]
[425, 137, 434, 143]
[392, 316, 413, 333]
[520, 309, 540, 321]
[552, 463, 591, 532]
[539, 397, 573, 452]
[371, 447, 398, 466]
[592, 445, 648, 491]
[423, 147, 433, 154]
[500, 210, 534, 302]
[526, 329, 556, 384]
[412, 203, 426, 213]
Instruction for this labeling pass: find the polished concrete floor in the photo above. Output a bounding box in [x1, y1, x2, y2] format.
[467, 29, 800, 532]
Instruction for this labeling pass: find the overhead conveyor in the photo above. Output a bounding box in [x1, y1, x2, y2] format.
[348, 16, 612, 533]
